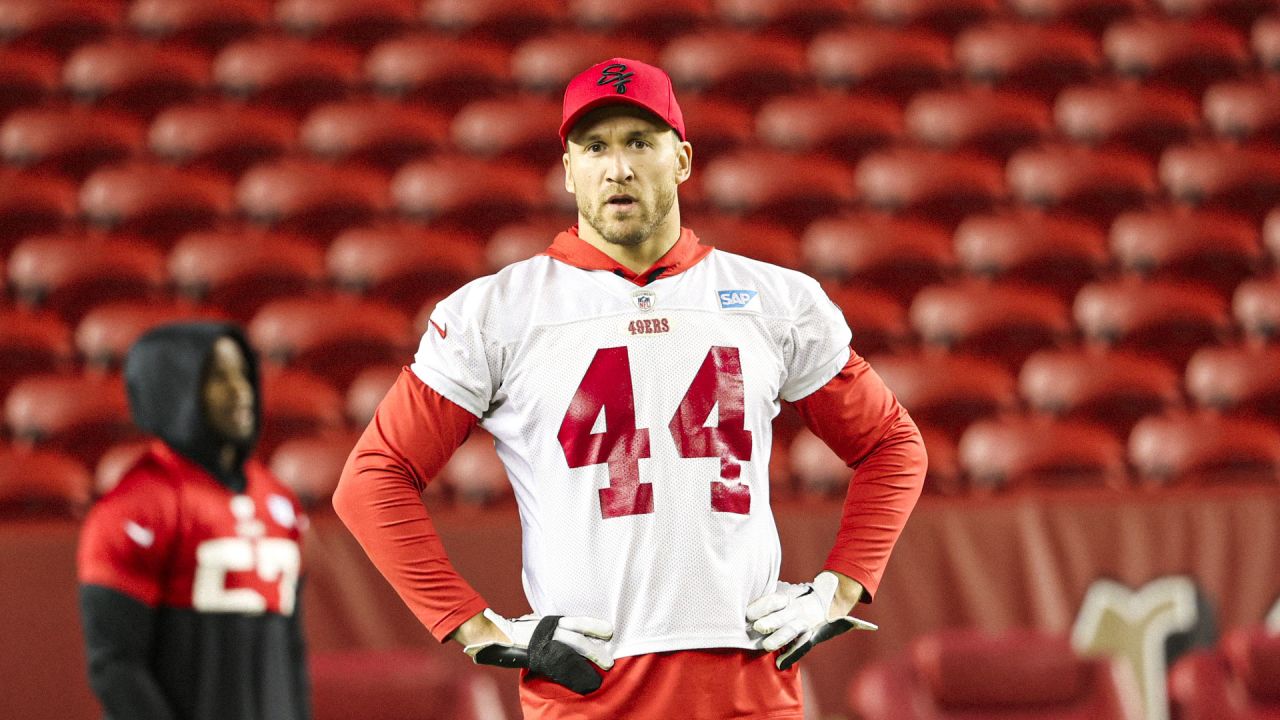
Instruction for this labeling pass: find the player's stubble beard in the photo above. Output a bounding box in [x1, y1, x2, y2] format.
[578, 179, 678, 248]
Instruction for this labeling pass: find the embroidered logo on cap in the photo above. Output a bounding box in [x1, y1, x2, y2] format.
[597, 64, 634, 94]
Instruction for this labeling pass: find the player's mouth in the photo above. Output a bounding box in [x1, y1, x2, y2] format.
[606, 194, 637, 211]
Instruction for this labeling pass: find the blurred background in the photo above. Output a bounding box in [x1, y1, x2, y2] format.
[2, 0, 1280, 718]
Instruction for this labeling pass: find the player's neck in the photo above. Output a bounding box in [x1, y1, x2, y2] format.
[577, 208, 682, 275]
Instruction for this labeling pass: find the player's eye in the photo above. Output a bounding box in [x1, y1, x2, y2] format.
[587, 142, 605, 153]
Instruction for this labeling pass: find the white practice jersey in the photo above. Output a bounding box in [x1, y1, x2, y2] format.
[411, 243, 852, 658]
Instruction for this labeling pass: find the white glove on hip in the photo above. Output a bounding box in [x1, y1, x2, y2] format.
[463, 609, 615, 694]
[746, 571, 878, 670]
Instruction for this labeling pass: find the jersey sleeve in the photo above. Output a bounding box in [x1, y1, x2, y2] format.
[77, 473, 178, 607]
[779, 278, 854, 403]
[410, 287, 500, 418]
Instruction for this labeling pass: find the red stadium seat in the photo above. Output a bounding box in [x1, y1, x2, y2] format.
[236, 159, 389, 240]
[788, 428, 851, 497]
[1265, 205, 1280, 262]
[128, 0, 268, 50]
[4, 373, 135, 464]
[149, 103, 297, 176]
[905, 88, 1051, 160]
[438, 430, 511, 505]
[0, 170, 75, 253]
[8, 235, 164, 321]
[1019, 348, 1182, 438]
[1053, 82, 1200, 159]
[857, 148, 1005, 228]
[0, 309, 73, 397]
[269, 431, 360, 508]
[1235, 275, 1280, 343]
[250, 296, 414, 389]
[1006, 0, 1143, 34]
[485, 217, 570, 271]
[672, 96, 754, 162]
[169, 230, 325, 322]
[364, 36, 510, 110]
[392, 157, 545, 235]
[93, 440, 149, 496]
[1154, 0, 1274, 30]
[345, 364, 401, 426]
[0, 47, 59, 119]
[328, 225, 485, 309]
[850, 629, 1141, 720]
[826, 285, 912, 356]
[958, 415, 1127, 491]
[571, 0, 712, 42]
[660, 32, 808, 106]
[1186, 344, 1280, 421]
[954, 22, 1102, 100]
[910, 282, 1072, 369]
[0, 446, 92, 517]
[511, 33, 658, 94]
[869, 352, 1018, 439]
[80, 163, 234, 244]
[863, 0, 1002, 36]
[954, 210, 1108, 300]
[716, 0, 853, 37]
[1160, 142, 1280, 221]
[802, 214, 952, 304]
[1, 106, 144, 179]
[301, 100, 447, 168]
[310, 648, 501, 720]
[808, 26, 953, 103]
[686, 215, 801, 268]
[1129, 410, 1280, 486]
[62, 39, 209, 118]
[1103, 17, 1249, 95]
[1110, 207, 1264, 296]
[258, 369, 345, 457]
[1075, 279, 1231, 368]
[1170, 627, 1280, 720]
[214, 38, 360, 114]
[704, 151, 856, 226]
[1203, 78, 1280, 142]
[0, 0, 120, 56]
[451, 97, 562, 165]
[1007, 144, 1156, 224]
[74, 301, 226, 371]
[276, 0, 415, 48]
[756, 93, 903, 161]
[424, 0, 565, 42]
[1256, 13, 1280, 71]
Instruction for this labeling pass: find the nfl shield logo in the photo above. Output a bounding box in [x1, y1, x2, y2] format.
[632, 290, 656, 312]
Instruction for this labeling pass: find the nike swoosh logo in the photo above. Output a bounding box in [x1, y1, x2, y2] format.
[125, 520, 155, 548]
[429, 319, 448, 339]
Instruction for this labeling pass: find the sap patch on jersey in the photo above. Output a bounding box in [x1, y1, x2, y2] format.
[718, 289, 760, 311]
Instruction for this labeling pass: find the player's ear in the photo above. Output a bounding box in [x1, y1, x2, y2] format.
[674, 135, 692, 185]
[562, 150, 575, 193]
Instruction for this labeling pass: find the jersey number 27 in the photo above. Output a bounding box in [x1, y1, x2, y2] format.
[558, 346, 752, 519]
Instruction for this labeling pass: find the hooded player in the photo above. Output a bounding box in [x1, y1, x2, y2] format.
[78, 323, 310, 720]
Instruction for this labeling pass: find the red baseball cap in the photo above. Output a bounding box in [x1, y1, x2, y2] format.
[559, 58, 686, 149]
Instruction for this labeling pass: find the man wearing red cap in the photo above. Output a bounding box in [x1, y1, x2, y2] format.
[334, 58, 926, 718]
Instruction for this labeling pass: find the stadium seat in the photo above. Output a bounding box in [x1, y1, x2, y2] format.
[74, 301, 226, 371]
[954, 22, 1102, 100]
[250, 296, 414, 389]
[909, 282, 1073, 369]
[1006, 144, 1156, 224]
[1109, 207, 1264, 296]
[0, 309, 72, 398]
[62, 39, 210, 118]
[485, 217, 570, 271]
[276, 0, 415, 48]
[258, 369, 345, 458]
[1169, 627, 1280, 720]
[756, 93, 903, 161]
[214, 37, 360, 115]
[1129, 410, 1280, 486]
[0, 47, 58, 119]
[1, 106, 144, 179]
[954, 210, 1108, 300]
[511, 33, 658, 94]
[269, 431, 360, 508]
[703, 151, 857, 226]
[863, 0, 1002, 36]
[93, 440, 149, 496]
[450, 97, 563, 165]
[0, 0, 120, 56]
[905, 88, 1051, 160]
[1103, 17, 1249, 95]
[391, 157, 545, 235]
[169, 230, 325, 322]
[661, 32, 807, 107]
[1006, 0, 1142, 35]
[1235, 275, 1280, 343]
[310, 648, 501, 720]
[958, 415, 1128, 491]
[808, 26, 953, 103]
[438, 430, 511, 505]
[424, 0, 565, 42]
[1154, 0, 1274, 31]
[856, 148, 1005, 228]
[0, 170, 76, 254]
[1256, 13, 1280, 71]
[4, 373, 135, 465]
[0, 446, 92, 517]
[801, 214, 952, 304]
[345, 364, 401, 426]
[149, 103, 297, 176]
[868, 352, 1018, 439]
[570, 0, 712, 42]
[850, 628, 1141, 720]
[80, 162, 234, 244]
[328, 225, 485, 309]
[364, 36, 510, 110]
[1160, 142, 1280, 221]
[1019, 348, 1182, 438]
[715, 0, 853, 37]
[826, 285, 913, 356]
[8, 235, 164, 321]
[670, 96, 754, 162]
[301, 100, 447, 168]
[1053, 82, 1200, 160]
[685, 215, 801, 268]
[1203, 78, 1280, 142]
[788, 428, 851, 497]
[1075, 279, 1232, 368]
[1265, 206, 1280, 262]
[1186, 344, 1280, 421]
[128, 0, 268, 50]
[236, 159, 390, 240]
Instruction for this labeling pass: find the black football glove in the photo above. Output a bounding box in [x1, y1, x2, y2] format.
[464, 609, 614, 695]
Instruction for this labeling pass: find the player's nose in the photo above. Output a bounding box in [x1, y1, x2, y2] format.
[604, 149, 634, 184]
